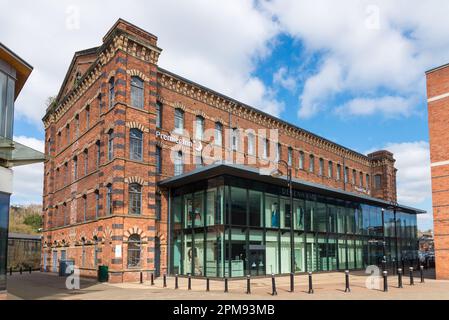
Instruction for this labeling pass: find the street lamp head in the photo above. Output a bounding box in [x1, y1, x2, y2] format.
[270, 168, 284, 178]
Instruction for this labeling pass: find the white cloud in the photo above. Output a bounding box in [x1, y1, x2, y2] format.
[11, 136, 45, 205]
[335, 95, 417, 117]
[262, 0, 449, 118]
[0, 0, 284, 126]
[273, 67, 296, 92]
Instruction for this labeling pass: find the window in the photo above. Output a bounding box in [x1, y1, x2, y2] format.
[195, 153, 203, 168]
[359, 172, 364, 187]
[156, 146, 162, 174]
[97, 93, 102, 115]
[309, 155, 315, 173]
[174, 108, 184, 133]
[95, 190, 100, 219]
[299, 151, 305, 169]
[108, 77, 115, 109]
[156, 102, 162, 128]
[106, 184, 113, 215]
[248, 131, 255, 155]
[96, 140, 100, 168]
[155, 194, 161, 221]
[84, 149, 88, 175]
[174, 151, 183, 176]
[232, 128, 239, 151]
[66, 124, 70, 144]
[352, 169, 356, 184]
[374, 174, 382, 189]
[83, 195, 87, 221]
[75, 114, 80, 138]
[130, 76, 144, 109]
[328, 161, 333, 178]
[336, 164, 341, 180]
[288, 147, 293, 165]
[63, 203, 68, 226]
[276, 143, 281, 162]
[366, 174, 370, 188]
[107, 130, 114, 161]
[129, 128, 143, 161]
[86, 106, 90, 130]
[127, 234, 141, 268]
[64, 162, 68, 185]
[0, 71, 15, 139]
[73, 156, 78, 180]
[195, 116, 204, 140]
[215, 122, 223, 146]
[319, 158, 324, 176]
[129, 183, 142, 215]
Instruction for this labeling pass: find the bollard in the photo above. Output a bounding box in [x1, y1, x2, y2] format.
[206, 278, 210, 292]
[163, 274, 167, 288]
[345, 270, 350, 293]
[308, 272, 314, 294]
[188, 275, 192, 290]
[409, 267, 414, 286]
[420, 265, 424, 283]
[29, 267, 32, 274]
[20, 267, 22, 275]
[246, 275, 251, 294]
[392, 260, 396, 276]
[10, 267, 12, 276]
[140, 271, 143, 284]
[150, 273, 154, 286]
[398, 268, 403, 288]
[290, 273, 294, 293]
[224, 277, 228, 293]
[383, 271, 388, 292]
[271, 274, 277, 296]
[175, 274, 179, 289]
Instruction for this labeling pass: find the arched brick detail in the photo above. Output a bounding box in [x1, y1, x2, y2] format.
[107, 70, 116, 81]
[125, 121, 149, 132]
[124, 176, 145, 185]
[126, 69, 150, 82]
[173, 101, 186, 111]
[124, 226, 146, 240]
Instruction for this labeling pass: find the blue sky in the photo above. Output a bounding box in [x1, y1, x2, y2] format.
[3, 0, 446, 231]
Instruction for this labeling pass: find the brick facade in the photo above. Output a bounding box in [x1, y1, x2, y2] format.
[426, 64, 449, 280]
[41, 19, 398, 282]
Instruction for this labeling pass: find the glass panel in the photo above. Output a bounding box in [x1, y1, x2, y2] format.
[230, 229, 246, 277]
[314, 201, 327, 232]
[347, 239, 355, 269]
[249, 230, 265, 276]
[183, 233, 192, 275]
[294, 199, 304, 231]
[317, 235, 327, 271]
[230, 187, 246, 226]
[337, 206, 346, 234]
[280, 197, 291, 229]
[205, 189, 216, 226]
[0, 72, 6, 137]
[265, 194, 279, 228]
[280, 233, 291, 274]
[249, 190, 262, 227]
[193, 232, 204, 276]
[193, 192, 204, 227]
[184, 194, 193, 228]
[0, 192, 10, 291]
[306, 234, 316, 272]
[205, 231, 224, 277]
[338, 238, 347, 270]
[294, 234, 305, 272]
[266, 231, 279, 274]
[172, 231, 181, 275]
[356, 240, 364, 269]
[328, 237, 337, 271]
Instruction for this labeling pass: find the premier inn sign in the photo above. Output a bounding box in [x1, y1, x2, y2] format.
[155, 130, 203, 152]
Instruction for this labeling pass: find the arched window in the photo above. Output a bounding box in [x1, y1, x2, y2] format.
[106, 184, 113, 215]
[288, 147, 293, 165]
[174, 151, 183, 176]
[328, 161, 333, 178]
[299, 151, 305, 170]
[247, 131, 255, 155]
[85, 105, 90, 130]
[129, 183, 142, 215]
[319, 158, 324, 176]
[156, 146, 162, 174]
[73, 156, 78, 180]
[96, 140, 101, 168]
[95, 190, 100, 219]
[127, 234, 141, 268]
[215, 122, 223, 146]
[156, 101, 162, 128]
[108, 77, 115, 109]
[129, 128, 143, 161]
[195, 116, 204, 140]
[309, 154, 315, 173]
[84, 149, 88, 175]
[174, 108, 184, 133]
[107, 130, 114, 161]
[131, 76, 144, 109]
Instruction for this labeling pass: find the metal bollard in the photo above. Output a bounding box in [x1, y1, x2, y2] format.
[271, 274, 277, 296]
[420, 265, 424, 283]
[140, 271, 143, 284]
[383, 271, 388, 292]
[206, 278, 210, 292]
[20, 267, 22, 275]
[224, 277, 228, 293]
[409, 267, 414, 286]
[163, 274, 167, 288]
[188, 275, 192, 290]
[175, 274, 179, 289]
[150, 273, 154, 286]
[308, 272, 314, 294]
[246, 275, 251, 294]
[397, 268, 403, 288]
[29, 267, 32, 274]
[345, 270, 350, 293]
[290, 273, 294, 293]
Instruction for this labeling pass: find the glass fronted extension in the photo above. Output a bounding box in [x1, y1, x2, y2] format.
[168, 174, 419, 278]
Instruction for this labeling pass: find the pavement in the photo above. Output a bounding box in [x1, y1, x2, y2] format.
[6, 268, 449, 300]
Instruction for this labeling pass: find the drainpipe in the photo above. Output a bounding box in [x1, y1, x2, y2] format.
[167, 187, 172, 275]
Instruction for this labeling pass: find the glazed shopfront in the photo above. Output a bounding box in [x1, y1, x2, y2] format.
[161, 163, 423, 278]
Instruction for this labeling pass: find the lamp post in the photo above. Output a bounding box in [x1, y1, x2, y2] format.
[271, 160, 295, 275]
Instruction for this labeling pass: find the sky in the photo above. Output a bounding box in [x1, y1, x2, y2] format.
[1, 0, 446, 231]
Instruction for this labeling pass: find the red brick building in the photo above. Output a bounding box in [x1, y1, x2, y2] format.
[426, 63, 449, 280]
[42, 19, 421, 283]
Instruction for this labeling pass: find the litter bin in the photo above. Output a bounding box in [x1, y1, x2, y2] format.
[59, 260, 75, 277]
[98, 265, 109, 282]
